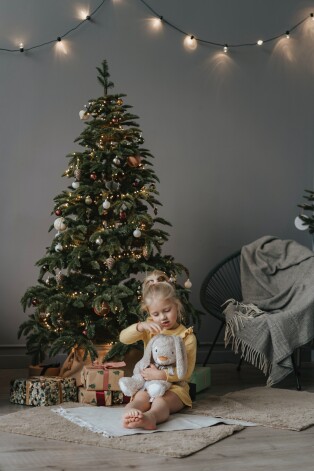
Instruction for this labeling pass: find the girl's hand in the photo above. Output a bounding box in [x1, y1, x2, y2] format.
[137, 321, 162, 334]
[141, 364, 167, 381]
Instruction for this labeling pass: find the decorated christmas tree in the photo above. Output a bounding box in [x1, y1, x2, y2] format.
[298, 189, 314, 234]
[19, 60, 198, 364]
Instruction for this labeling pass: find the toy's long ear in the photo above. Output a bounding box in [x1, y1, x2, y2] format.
[138, 335, 159, 370]
[173, 336, 188, 379]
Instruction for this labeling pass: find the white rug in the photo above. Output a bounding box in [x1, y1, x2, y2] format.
[53, 406, 256, 437]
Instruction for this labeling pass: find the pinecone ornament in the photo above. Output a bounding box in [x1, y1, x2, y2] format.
[105, 256, 115, 270]
[74, 167, 81, 181]
[56, 271, 63, 285]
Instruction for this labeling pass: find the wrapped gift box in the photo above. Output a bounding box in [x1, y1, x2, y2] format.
[28, 363, 60, 377]
[81, 362, 125, 391]
[189, 366, 211, 393]
[10, 376, 77, 406]
[78, 387, 129, 406]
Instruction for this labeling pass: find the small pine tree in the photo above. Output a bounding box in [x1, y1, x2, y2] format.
[298, 189, 314, 234]
[19, 60, 198, 363]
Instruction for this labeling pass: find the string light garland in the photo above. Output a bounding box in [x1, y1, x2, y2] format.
[0, 0, 106, 53]
[0, 0, 312, 55]
[139, 0, 312, 51]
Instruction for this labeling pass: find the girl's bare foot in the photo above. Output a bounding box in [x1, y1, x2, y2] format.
[122, 408, 156, 430]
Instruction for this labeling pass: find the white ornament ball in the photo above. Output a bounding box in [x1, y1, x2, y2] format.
[85, 196, 93, 205]
[55, 243, 63, 252]
[54, 217, 67, 232]
[102, 199, 111, 209]
[72, 181, 80, 189]
[133, 228, 142, 238]
[96, 237, 103, 245]
[113, 157, 121, 166]
[79, 110, 89, 120]
[294, 215, 309, 231]
[184, 279, 192, 289]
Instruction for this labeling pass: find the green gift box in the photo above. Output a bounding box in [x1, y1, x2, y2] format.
[10, 376, 77, 406]
[189, 366, 211, 393]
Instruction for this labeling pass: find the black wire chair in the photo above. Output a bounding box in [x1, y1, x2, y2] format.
[200, 250, 301, 390]
[200, 250, 241, 368]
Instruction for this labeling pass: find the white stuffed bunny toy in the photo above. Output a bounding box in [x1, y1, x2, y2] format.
[119, 334, 188, 401]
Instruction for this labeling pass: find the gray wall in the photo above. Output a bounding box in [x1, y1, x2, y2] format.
[0, 0, 313, 366]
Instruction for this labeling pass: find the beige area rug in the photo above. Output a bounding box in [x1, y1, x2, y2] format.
[1, 386, 312, 457]
[189, 387, 314, 431]
[0, 403, 242, 458]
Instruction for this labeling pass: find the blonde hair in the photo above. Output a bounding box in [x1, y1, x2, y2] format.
[141, 281, 184, 323]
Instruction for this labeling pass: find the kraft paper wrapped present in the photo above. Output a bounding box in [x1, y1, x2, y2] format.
[78, 387, 129, 406]
[189, 366, 211, 393]
[81, 362, 125, 391]
[28, 363, 60, 377]
[10, 376, 77, 406]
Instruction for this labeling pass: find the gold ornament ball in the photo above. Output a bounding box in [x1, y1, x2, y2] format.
[85, 196, 93, 205]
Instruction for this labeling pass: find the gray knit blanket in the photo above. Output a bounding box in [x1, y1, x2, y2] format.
[224, 235, 314, 386]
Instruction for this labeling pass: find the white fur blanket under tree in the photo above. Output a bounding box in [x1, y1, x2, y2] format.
[224, 235, 314, 386]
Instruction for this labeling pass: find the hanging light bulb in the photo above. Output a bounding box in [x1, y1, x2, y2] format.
[184, 35, 197, 50]
[151, 16, 163, 30]
[78, 9, 90, 20]
[19, 42, 24, 52]
[223, 44, 228, 53]
[286, 30, 290, 39]
[257, 39, 263, 46]
[311, 13, 314, 20]
[55, 37, 68, 55]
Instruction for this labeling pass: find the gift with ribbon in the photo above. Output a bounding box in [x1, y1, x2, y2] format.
[60, 343, 114, 386]
[78, 387, 129, 406]
[10, 376, 77, 406]
[80, 361, 126, 391]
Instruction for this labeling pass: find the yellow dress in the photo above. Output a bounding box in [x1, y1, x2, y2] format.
[119, 323, 197, 407]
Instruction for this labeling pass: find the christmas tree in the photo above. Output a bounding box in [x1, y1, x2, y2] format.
[298, 189, 314, 234]
[19, 60, 198, 364]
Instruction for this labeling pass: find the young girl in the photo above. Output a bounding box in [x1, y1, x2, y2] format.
[120, 275, 197, 430]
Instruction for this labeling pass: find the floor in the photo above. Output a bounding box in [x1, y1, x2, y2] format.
[1, 362, 314, 471]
